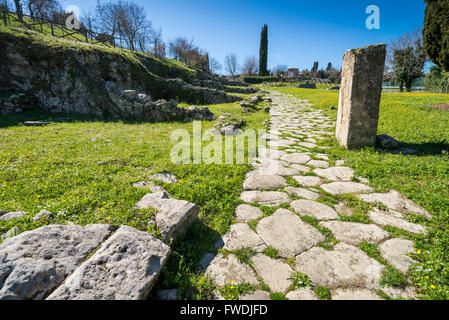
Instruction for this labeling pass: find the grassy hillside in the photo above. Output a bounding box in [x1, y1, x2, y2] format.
[271, 86, 449, 300]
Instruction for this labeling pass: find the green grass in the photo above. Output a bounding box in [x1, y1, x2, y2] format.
[290, 272, 313, 290]
[0, 97, 269, 299]
[270, 292, 288, 300]
[263, 246, 279, 259]
[314, 286, 332, 300]
[269, 86, 449, 300]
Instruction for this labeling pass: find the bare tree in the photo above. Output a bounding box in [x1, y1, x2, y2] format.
[169, 37, 196, 63]
[118, 1, 152, 51]
[93, 1, 151, 51]
[272, 64, 287, 77]
[242, 55, 258, 76]
[387, 28, 423, 70]
[27, 0, 61, 20]
[209, 57, 222, 75]
[94, 0, 123, 39]
[13, 0, 23, 21]
[150, 27, 165, 58]
[224, 53, 239, 78]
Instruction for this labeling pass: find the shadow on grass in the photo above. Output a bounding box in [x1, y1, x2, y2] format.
[378, 142, 449, 157]
[0, 109, 195, 128]
[150, 220, 222, 300]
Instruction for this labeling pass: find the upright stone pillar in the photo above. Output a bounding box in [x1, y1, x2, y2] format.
[336, 44, 387, 149]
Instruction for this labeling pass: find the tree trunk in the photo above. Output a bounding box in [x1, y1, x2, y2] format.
[13, 0, 23, 22]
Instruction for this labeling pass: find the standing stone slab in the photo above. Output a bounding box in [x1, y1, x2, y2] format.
[47, 226, 171, 300]
[336, 44, 387, 149]
[0, 224, 113, 300]
[135, 192, 199, 242]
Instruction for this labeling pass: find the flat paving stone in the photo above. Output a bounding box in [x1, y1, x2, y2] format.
[206, 254, 259, 287]
[334, 202, 355, 216]
[293, 176, 324, 187]
[382, 287, 417, 300]
[321, 182, 374, 195]
[256, 209, 325, 258]
[280, 153, 312, 164]
[307, 160, 329, 168]
[47, 226, 171, 300]
[251, 254, 293, 293]
[285, 187, 321, 200]
[235, 204, 263, 222]
[314, 167, 355, 181]
[358, 190, 431, 218]
[240, 291, 271, 300]
[289, 164, 312, 173]
[286, 289, 319, 300]
[254, 163, 300, 176]
[379, 239, 416, 274]
[319, 221, 390, 245]
[332, 288, 382, 300]
[368, 208, 426, 234]
[221, 224, 265, 251]
[295, 243, 384, 289]
[240, 191, 290, 207]
[291, 200, 339, 220]
[243, 172, 286, 190]
[298, 142, 317, 149]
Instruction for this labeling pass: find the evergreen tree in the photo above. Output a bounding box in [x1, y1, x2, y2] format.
[423, 0, 449, 71]
[392, 39, 426, 92]
[259, 24, 268, 76]
[311, 61, 319, 77]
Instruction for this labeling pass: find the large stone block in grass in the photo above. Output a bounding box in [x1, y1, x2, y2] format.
[336, 44, 387, 149]
[135, 191, 200, 243]
[47, 226, 170, 300]
[0, 224, 114, 300]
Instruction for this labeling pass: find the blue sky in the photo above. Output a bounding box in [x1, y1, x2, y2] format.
[61, 0, 426, 72]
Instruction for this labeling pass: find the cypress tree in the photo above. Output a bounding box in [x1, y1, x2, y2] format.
[423, 0, 449, 71]
[259, 24, 268, 76]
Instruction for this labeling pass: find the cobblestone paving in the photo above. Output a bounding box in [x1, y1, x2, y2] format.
[205, 91, 430, 300]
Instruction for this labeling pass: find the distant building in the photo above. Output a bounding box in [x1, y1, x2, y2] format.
[287, 68, 299, 79]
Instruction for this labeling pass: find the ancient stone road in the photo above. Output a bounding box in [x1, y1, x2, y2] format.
[205, 91, 430, 300]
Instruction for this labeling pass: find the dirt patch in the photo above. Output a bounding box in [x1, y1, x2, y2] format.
[431, 103, 449, 111]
